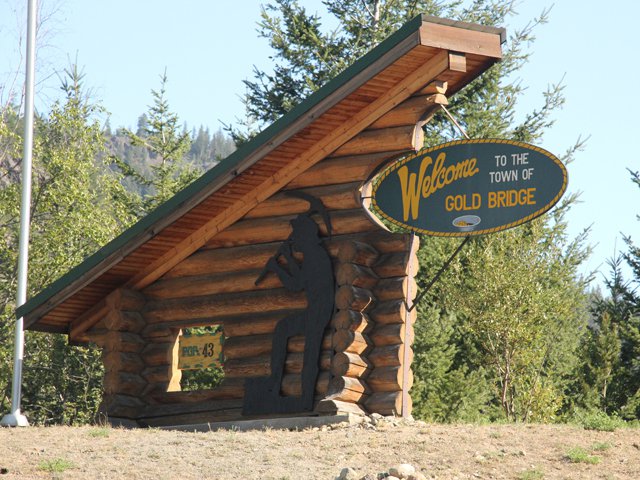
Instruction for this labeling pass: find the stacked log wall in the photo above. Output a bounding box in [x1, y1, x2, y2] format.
[93, 86, 437, 424]
[367, 235, 419, 416]
[136, 232, 418, 424]
[317, 241, 377, 416]
[86, 290, 148, 423]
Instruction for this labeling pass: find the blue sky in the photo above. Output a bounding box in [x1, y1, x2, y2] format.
[1, 0, 638, 290]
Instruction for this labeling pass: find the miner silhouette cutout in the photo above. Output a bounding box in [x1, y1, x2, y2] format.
[242, 192, 334, 415]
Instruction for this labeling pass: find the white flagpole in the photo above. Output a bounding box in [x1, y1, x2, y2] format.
[1, 0, 37, 428]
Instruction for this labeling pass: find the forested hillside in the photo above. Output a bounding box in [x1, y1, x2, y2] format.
[106, 119, 234, 200]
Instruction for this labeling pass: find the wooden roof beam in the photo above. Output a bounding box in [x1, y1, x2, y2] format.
[331, 125, 423, 157]
[370, 93, 448, 130]
[419, 19, 503, 59]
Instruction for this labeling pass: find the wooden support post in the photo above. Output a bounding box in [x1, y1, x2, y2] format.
[401, 233, 419, 417]
[168, 334, 181, 392]
[448, 51, 467, 72]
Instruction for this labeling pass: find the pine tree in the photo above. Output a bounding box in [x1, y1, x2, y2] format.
[571, 184, 640, 422]
[111, 72, 201, 218]
[190, 125, 211, 168]
[185, 126, 235, 170]
[209, 127, 236, 163]
[615, 170, 640, 419]
[584, 310, 621, 412]
[412, 306, 492, 422]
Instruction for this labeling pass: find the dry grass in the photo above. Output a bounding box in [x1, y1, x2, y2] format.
[0, 421, 638, 479]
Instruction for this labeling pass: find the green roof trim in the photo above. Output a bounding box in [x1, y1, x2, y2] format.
[18, 14, 429, 324]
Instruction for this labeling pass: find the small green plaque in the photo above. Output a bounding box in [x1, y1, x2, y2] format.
[178, 332, 225, 370]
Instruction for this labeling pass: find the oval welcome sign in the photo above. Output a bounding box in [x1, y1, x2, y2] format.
[369, 139, 567, 236]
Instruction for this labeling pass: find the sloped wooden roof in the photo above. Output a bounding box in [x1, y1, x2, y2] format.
[20, 15, 504, 334]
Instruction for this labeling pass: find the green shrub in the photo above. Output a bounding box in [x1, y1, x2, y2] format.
[38, 458, 75, 473]
[87, 427, 110, 438]
[590, 442, 612, 452]
[565, 447, 600, 464]
[518, 468, 545, 480]
[581, 411, 626, 431]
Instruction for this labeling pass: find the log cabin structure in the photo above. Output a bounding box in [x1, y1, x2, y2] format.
[19, 15, 504, 427]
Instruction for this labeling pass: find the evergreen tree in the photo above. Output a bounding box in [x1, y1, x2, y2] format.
[575, 170, 640, 421]
[190, 125, 211, 168]
[231, 0, 592, 421]
[616, 170, 640, 419]
[576, 256, 640, 420]
[105, 127, 151, 201]
[208, 127, 236, 164]
[111, 72, 201, 218]
[412, 306, 492, 421]
[186, 126, 235, 170]
[582, 309, 621, 412]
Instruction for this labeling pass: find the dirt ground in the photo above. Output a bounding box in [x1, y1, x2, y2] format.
[0, 420, 638, 479]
